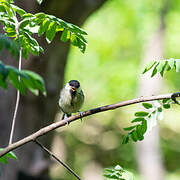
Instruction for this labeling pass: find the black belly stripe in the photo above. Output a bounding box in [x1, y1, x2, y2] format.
[70, 90, 76, 106]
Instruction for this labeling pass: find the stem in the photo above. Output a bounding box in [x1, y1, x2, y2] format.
[8, 26, 22, 145]
[1, 92, 179, 157]
[34, 140, 82, 180]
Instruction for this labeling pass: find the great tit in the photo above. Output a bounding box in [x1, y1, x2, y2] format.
[59, 80, 84, 122]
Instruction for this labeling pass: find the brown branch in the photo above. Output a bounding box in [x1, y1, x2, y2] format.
[0, 92, 180, 157]
[34, 140, 82, 180]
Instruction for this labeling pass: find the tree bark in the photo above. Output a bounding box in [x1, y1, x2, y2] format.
[0, 0, 107, 179]
[135, 2, 170, 179]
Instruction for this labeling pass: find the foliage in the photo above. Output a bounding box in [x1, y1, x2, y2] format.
[0, 0, 87, 57]
[0, 148, 17, 164]
[0, 34, 18, 57]
[122, 99, 173, 144]
[104, 165, 134, 180]
[0, 61, 46, 95]
[142, 58, 180, 77]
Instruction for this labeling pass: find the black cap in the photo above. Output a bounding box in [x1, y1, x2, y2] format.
[68, 80, 80, 88]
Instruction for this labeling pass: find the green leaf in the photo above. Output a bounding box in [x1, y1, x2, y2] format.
[151, 62, 159, 77]
[19, 19, 30, 29]
[11, 4, 26, 16]
[38, 19, 50, 36]
[22, 70, 46, 96]
[136, 125, 144, 140]
[135, 111, 149, 117]
[22, 13, 34, 19]
[7, 68, 26, 94]
[46, 21, 57, 43]
[0, 148, 17, 165]
[163, 104, 171, 109]
[142, 102, 153, 109]
[141, 120, 147, 134]
[0, 156, 8, 164]
[175, 59, 180, 72]
[131, 130, 138, 142]
[60, 29, 69, 43]
[157, 61, 167, 76]
[122, 135, 129, 144]
[162, 99, 170, 104]
[168, 58, 175, 69]
[142, 61, 156, 74]
[5, 151, 17, 160]
[131, 117, 145, 123]
[157, 107, 162, 112]
[123, 125, 136, 131]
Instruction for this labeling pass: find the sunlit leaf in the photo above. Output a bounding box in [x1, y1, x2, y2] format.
[134, 111, 149, 117]
[142, 102, 153, 109]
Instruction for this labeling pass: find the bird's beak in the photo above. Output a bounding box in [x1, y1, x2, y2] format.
[71, 87, 77, 92]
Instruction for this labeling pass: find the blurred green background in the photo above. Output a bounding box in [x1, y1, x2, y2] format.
[51, 0, 180, 179]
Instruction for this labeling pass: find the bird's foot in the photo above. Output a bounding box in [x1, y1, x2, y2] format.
[62, 113, 70, 125]
[64, 118, 70, 125]
[78, 111, 83, 122]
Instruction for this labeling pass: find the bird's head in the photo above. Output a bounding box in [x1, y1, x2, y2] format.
[66, 80, 81, 92]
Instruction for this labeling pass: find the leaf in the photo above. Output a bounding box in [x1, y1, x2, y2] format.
[11, 4, 26, 16]
[135, 111, 149, 117]
[162, 99, 170, 104]
[123, 125, 136, 131]
[131, 117, 145, 123]
[122, 135, 129, 144]
[141, 120, 147, 134]
[60, 29, 69, 42]
[157, 61, 167, 76]
[136, 125, 144, 140]
[175, 59, 180, 72]
[38, 19, 50, 36]
[46, 21, 57, 43]
[142, 61, 156, 74]
[131, 130, 138, 142]
[5, 151, 17, 160]
[163, 104, 171, 109]
[142, 102, 153, 109]
[0, 148, 17, 165]
[151, 62, 159, 77]
[22, 70, 46, 96]
[168, 58, 175, 69]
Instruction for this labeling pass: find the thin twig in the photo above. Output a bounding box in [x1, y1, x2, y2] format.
[34, 139, 82, 180]
[8, 25, 22, 145]
[1, 92, 180, 157]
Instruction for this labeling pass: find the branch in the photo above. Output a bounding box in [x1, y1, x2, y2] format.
[1, 92, 180, 157]
[8, 23, 22, 145]
[34, 140, 82, 180]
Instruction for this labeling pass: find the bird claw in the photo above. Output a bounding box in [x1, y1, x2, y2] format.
[79, 111, 83, 122]
[64, 118, 70, 125]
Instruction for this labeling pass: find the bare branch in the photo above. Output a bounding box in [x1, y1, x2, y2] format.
[1, 92, 180, 157]
[34, 140, 82, 180]
[8, 24, 22, 145]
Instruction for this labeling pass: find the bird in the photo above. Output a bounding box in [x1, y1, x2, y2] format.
[59, 80, 84, 124]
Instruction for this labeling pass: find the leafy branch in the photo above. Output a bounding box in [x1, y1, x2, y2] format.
[122, 99, 173, 144]
[0, 0, 88, 57]
[142, 58, 180, 77]
[104, 165, 134, 180]
[0, 34, 18, 57]
[0, 92, 179, 158]
[0, 61, 46, 95]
